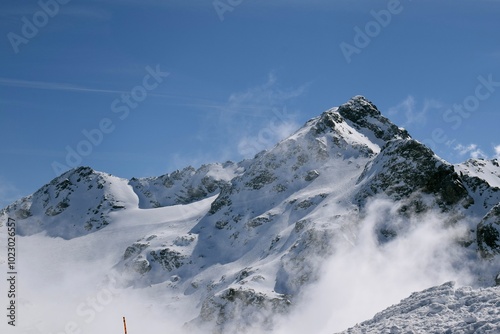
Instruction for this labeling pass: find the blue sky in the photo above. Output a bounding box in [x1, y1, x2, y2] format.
[1, 0, 499, 208]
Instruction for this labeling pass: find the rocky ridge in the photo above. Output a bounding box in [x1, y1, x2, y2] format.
[1, 96, 499, 332]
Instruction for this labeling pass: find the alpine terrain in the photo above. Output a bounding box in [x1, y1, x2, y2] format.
[1, 96, 499, 333]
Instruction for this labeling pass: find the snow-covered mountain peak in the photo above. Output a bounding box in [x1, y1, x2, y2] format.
[342, 95, 379, 113]
[0, 166, 138, 238]
[280, 96, 405, 165]
[337, 95, 411, 147]
[1, 97, 500, 333]
[287, 96, 412, 162]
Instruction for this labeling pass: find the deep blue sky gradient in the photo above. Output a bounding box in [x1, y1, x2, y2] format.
[1, 0, 499, 207]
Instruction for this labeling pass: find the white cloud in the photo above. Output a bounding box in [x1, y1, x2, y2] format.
[388, 95, 415, 115]
[213, 72, 308, 158]
[388, 96, 442, 127]
[237, 110, 300, 157]
[494, 145, 500, 159]
[226, 72, 308, 113]
[454, 143, 488, 159]
[0, 234, 189, 334]
[169, 72, 307, 167]
[274, 198, 474, 334]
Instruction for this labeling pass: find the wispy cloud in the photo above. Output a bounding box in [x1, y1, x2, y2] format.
[0, 77, 259, 118]
[494, 144, 500, 159]
[179, 72, 309, 164]
[454, 143, 488, 159]
[453, 143, 500, 161]
[0, 77, 179, 99]
[226, 72, 309, 115]
[0, 78, 125, 94]
[485, 49, 500, 60]
[222, 72, 308, 157]
[388, 96, 442, 127]
[275, 198, 473, 333]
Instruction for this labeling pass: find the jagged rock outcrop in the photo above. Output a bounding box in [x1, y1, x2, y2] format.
[477, 203, 500, 258]
[190, 288, 291, 333]
[129, 162, 240, 208]
[356, 139, 470, 210]
[337, 95, 411, 145]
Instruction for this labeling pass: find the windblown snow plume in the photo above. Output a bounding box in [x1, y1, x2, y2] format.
[274, 198, 481, 334]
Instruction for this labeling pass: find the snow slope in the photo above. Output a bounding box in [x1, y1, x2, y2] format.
[456, 159, 500, 189]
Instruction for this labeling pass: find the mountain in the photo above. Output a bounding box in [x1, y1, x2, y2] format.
[1, 96, 499, 333]
[0, 163, 240, 239]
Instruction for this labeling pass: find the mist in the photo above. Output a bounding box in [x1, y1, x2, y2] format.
[0, 233, 195, 334]
[0, 196, 486, 334]
[274, 198, 476, 334]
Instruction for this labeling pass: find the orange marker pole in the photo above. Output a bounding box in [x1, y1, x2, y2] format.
[123, 317, 128, 334]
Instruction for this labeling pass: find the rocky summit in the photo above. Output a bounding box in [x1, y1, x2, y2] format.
[1, 96, 499, 333]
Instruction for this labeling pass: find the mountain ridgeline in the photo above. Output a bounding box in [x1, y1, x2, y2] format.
[1, 96, 499, 333]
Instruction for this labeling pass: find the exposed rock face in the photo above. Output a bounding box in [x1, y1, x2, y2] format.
[304, 170, 320, 181]
[149, 248, 185, 271]
[455, 158, 500, 189]
[275, 227, 336, 296]
[477, 203, 500, 258]
[337, 95, 411, 144]
[129, 162, 240, 208]
[357, 139, 470, 210]
[116, 233, 196, 279]
[192, 288, 291, 333]
[123, 242, 149, 260]
[456, 172, 500, 214]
